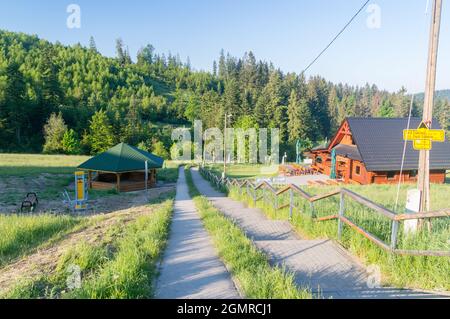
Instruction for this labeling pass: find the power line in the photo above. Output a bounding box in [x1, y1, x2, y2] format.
[302, 0, 371, 74]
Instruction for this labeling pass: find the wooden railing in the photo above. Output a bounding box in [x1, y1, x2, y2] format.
[200, 167, 450, 257]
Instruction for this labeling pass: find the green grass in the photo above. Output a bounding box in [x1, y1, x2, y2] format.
[0, 214, 83, 267]
[185, 167, 311, 299]
[0, 154, 90, 176]
[205, 164, 279, 179]
[228, 184, 450, 291]
[3, 193, 174, 299]
[157, 161, 180, 183]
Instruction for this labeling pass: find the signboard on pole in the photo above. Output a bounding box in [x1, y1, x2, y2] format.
[403, 121, 446, 151]
[74, 171, 88, 211]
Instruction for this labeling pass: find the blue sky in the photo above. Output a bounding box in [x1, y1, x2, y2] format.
[0, 0, 449, 93]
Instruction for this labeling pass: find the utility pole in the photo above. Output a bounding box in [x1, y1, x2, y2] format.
[418, 0, 443, 212]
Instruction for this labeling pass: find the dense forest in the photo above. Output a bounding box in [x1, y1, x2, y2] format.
[0, 30, 448, 159]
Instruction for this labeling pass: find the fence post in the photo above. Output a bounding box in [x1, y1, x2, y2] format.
[390, 220, 399, 251]
[246, 183, 249, 200]
[289, 188, 294, 220]
[310, 202, 316, 218]
[338, 192, 344, 240]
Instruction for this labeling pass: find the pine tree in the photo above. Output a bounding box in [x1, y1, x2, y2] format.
[5, 61, 27, 145]
[88, 110, 115, 154]
[116, 38, 126, 65]
[287, 90, 301, 142]
[328, 86, 340, 133]
[212, 61, 217, 78]
[39, 47, 63, 113]
[184, 94, 200, 123]
[152, 140, 169, 159]
[43, 112, 67, 154]
[62, 129, 81, 154]
[89, 36, 97, 52]
[137, 44, 155, 65]
[218, 49, 226, 79]
[379, 99, 395, 118]
[223, 78, 241, 119]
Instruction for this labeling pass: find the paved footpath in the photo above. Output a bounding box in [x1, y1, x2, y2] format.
[155, 167, 240, 299]
[190, 167, 448, 299]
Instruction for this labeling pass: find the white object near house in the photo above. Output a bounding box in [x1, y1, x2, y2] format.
[303, 159, 313, 165]
[404, 189, 421, 234]
[282, 153, 287, 165]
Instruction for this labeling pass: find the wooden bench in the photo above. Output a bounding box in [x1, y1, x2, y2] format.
[21, 193, 38, 213]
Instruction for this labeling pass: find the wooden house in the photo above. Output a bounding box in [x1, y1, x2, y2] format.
[78, 143, 164, 192]
[308, 118, 450, 185]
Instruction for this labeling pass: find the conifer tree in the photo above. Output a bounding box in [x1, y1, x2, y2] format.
[87, 110, 115, 154]
[43, 112, 67, 154]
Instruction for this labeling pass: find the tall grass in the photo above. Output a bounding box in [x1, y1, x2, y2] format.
[0, 214, 82, 266]
[70, 199, 173, 299]
[205, 164, 278, 179]
[185, 168, 311, 299]
[229, 185, 450, 291]
[3, 196, 174, 299]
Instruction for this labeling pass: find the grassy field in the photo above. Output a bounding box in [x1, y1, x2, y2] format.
[223, 179, 450, 291]
[0, 214, 83, 267]
[0, 154, 178, 212]
[157, 161, 180, 183]
[185, 167, 311, 299]
[205, 164, 279, 179]
[0, 154, 90, 176]
[3, 194, 174, 299]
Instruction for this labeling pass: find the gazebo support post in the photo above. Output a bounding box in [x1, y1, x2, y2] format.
[88, 171, 92, 189]
[116, 173, 121, 193]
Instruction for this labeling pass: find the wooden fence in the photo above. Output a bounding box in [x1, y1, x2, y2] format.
[200, 167, 450, 257]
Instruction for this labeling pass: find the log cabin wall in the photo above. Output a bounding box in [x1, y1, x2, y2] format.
[372, 170, 446, 184]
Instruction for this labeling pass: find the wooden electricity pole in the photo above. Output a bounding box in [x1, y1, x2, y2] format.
[418, 0, 443, 212]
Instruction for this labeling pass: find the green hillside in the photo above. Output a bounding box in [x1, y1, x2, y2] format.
[0, 29, 448, 157]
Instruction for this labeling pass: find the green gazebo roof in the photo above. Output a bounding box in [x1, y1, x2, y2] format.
[78, 143, 164, 173]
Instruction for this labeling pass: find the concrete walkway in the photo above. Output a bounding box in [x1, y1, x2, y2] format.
[190, 167, 447, 299]
[155, 167, 240, 299]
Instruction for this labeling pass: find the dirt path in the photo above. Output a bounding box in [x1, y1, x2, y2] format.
[0, 186, 175, 295]
[155, 167, 240, 299]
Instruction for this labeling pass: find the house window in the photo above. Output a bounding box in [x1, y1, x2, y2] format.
[387, 172, 396, 180]
[355, 166, 361, 175]
[316, 156, 323, 164]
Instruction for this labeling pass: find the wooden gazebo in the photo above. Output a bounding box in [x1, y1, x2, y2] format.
[78, 143, 164, 193]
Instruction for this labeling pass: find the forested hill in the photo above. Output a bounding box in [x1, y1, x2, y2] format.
[0, 30, 448, 157]
[415, 90, 450, 102]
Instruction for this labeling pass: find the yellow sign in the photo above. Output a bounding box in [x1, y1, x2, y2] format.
[403, 121, 446, 151]
[413, 139, 432, 151]
[403, 129, 445, 142]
